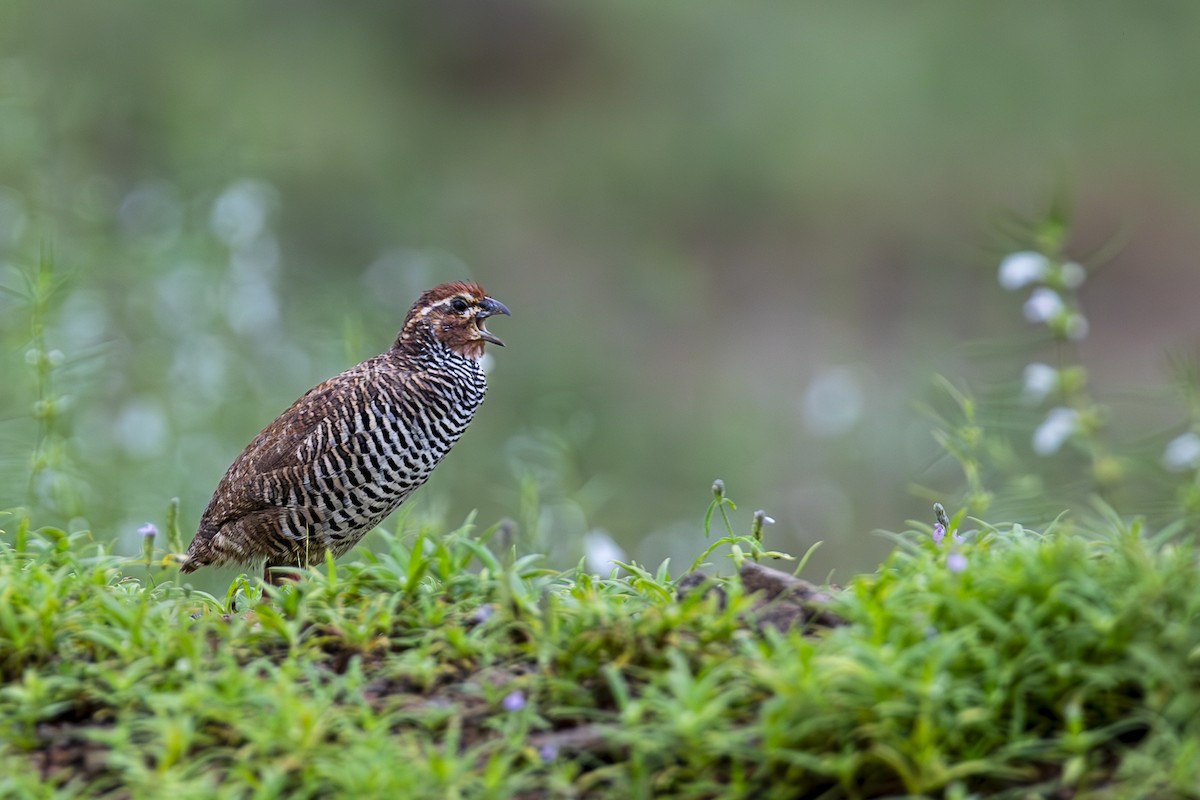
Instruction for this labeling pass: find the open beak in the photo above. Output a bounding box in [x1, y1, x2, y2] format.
[475, 296, 511, 346]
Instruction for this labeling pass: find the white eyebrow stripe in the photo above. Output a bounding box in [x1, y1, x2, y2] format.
[430, 296, 474, 311]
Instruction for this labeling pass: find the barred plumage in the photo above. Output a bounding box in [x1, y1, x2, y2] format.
[182, 282, 510, 583]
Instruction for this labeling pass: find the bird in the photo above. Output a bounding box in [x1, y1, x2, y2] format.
[181, 281, 510, 584]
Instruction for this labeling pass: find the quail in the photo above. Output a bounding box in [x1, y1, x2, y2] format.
[182, 281, 510, 583]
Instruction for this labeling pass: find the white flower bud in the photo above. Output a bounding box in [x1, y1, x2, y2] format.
[1032, 407, 1078, 456]
[1024, 288, 1065, 324]
[1021, 362, 1059, 405]
[999, 251, 1050, 290]
[1060, 261, 1086, 289]
[1163, 432, 1200, 472]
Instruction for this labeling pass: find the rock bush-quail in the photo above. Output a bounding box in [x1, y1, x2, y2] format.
[182, 281, 510, 583]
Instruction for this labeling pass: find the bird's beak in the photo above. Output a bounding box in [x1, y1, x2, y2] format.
[476, 296, 511, 346]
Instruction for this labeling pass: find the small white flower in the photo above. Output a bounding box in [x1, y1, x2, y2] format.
[998, 251, 1050, 290]
[1065, 314, 1089, 341]
[1060, 261, 1086, 289]
[1021, 362, 1059, 405]
[1162, 432, 1200, 472]
[1032, 407, 1078, 456]
[946, 552, 968, 573]
[583, 530, 626, 574]
[1024, 287, 1065, 324]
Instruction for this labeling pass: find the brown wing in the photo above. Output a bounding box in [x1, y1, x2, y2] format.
[195, 355, 406, 535]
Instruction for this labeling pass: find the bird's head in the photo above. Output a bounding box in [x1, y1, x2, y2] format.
[395, 281, 511, 360]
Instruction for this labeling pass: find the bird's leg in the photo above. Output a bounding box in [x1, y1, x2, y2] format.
[265, 529, 313, 585]
[263, 561, 303, 586]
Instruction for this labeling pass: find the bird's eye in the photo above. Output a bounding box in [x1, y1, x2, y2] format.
[451, 298, 469, 313]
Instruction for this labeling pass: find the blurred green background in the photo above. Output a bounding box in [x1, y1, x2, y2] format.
[3, 1, 1200, 585]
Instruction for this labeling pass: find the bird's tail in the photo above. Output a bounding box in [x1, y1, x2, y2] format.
[178, 522, 218, 573]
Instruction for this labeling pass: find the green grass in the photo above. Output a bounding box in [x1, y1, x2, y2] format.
[2, 507, 1199, 799]
[4, 222, 1200, 797]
